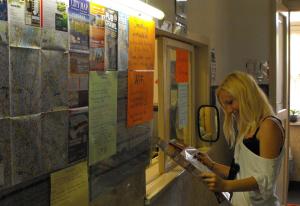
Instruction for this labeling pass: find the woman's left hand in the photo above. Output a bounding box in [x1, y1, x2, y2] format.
[200, 172, 227, 192]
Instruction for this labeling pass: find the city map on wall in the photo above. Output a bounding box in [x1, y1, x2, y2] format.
[0, 1, 155, 203]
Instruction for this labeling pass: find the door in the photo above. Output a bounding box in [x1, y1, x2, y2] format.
[271, 4, 290, 205]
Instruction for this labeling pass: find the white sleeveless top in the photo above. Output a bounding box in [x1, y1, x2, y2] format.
[231, 141, 284, 206]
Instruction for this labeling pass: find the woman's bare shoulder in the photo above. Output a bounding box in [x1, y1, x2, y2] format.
[257, 117, 284, 159]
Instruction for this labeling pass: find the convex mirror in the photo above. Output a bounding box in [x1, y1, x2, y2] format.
[197, 105, 220, 142]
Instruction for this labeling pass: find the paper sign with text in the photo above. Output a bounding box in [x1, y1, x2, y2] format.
[51, 161, 89, 206]
[176, 49, 189, 83]
[127, 71, 154, 127]
[128, 17, 155, 70]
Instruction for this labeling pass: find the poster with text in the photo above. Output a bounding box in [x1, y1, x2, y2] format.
[175, 48, 189, 83]
[68, 51, 89, 108]
[69, 0, 89, 52]
[89, 71, 117, 165]
[118, 12, 128, 71]
[127, 70, 154, 127]
[8, 0, 41, 48]
[128, 17, 155, 70]
[68, 107, 88, 163]
[178, 83, 188, 129]
[104, 8, 117, 70]
[116, 72, 152, 154]
[25, 0, 40, 26]
[51, 161, 89, 206]
[42, 0, 68, 49]
[89, 2, 105, 71]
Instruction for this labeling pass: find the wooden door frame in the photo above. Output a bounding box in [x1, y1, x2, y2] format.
[270, 1, 290, 205]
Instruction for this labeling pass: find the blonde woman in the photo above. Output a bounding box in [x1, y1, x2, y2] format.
[197, 71, 285, 205]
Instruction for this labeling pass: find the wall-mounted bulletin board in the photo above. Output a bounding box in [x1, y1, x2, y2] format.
[0, 0, 155, 205]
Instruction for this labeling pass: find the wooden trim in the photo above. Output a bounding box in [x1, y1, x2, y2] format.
[156, 28, 209, 48]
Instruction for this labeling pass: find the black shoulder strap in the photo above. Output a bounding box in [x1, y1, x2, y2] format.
[254, 115, 285, 138]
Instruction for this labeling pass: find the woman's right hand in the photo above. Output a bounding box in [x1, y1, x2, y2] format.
[194, 152, 215, 171]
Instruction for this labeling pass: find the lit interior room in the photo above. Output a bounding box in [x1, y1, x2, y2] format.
[0, 0, 299, 205]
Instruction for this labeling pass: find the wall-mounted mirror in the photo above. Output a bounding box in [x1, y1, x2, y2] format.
[197, 105, 220, 142]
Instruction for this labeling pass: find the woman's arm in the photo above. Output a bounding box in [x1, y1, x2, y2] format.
[210, 162, 230, 179]
[258, 118, 284, 159]
[195, 152, 230, 178]
[200, 173, 258, 192]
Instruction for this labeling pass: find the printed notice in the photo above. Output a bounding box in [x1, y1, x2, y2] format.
[128, 16, 155, 70]
[8, 0, 41, 47]
[51, 161, 89, 206]
[118, 12, 128, 71]
[89, 2, 105, 71]
[69, 0, 90, 52]
[178, 84, 188, 129]
[127, 71, 154, 127]
[68, 107, 88, 163]
[104, 8, 118, 70]
[43, 0, 68, 31]
[89, 71, 117, 165]
[42, 0, 68, 49]
[25, 0, 40, 26]
[176, 48, 189, 83]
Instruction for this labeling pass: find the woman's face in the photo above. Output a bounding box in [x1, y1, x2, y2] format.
[219, 90, 239, 118]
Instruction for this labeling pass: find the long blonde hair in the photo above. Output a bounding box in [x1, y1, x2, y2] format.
[216, 71, 274, 147]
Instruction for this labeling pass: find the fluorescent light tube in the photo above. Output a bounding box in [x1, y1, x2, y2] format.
[93, 0, 165, 20]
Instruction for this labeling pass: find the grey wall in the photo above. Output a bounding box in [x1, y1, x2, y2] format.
[149, 0, 273, 85]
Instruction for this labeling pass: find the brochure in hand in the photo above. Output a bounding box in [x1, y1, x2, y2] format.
[156, 138, 231, 206]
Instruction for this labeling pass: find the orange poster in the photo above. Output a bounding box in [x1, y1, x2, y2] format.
[127, 71, 154, 127]
[128, 17, 155, 70]
[176, 49, 189, 83]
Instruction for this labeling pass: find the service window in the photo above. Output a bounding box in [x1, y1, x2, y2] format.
[147, 37, 196, 181]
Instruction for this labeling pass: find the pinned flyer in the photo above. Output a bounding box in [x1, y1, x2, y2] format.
[176, 49, 189, 83]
